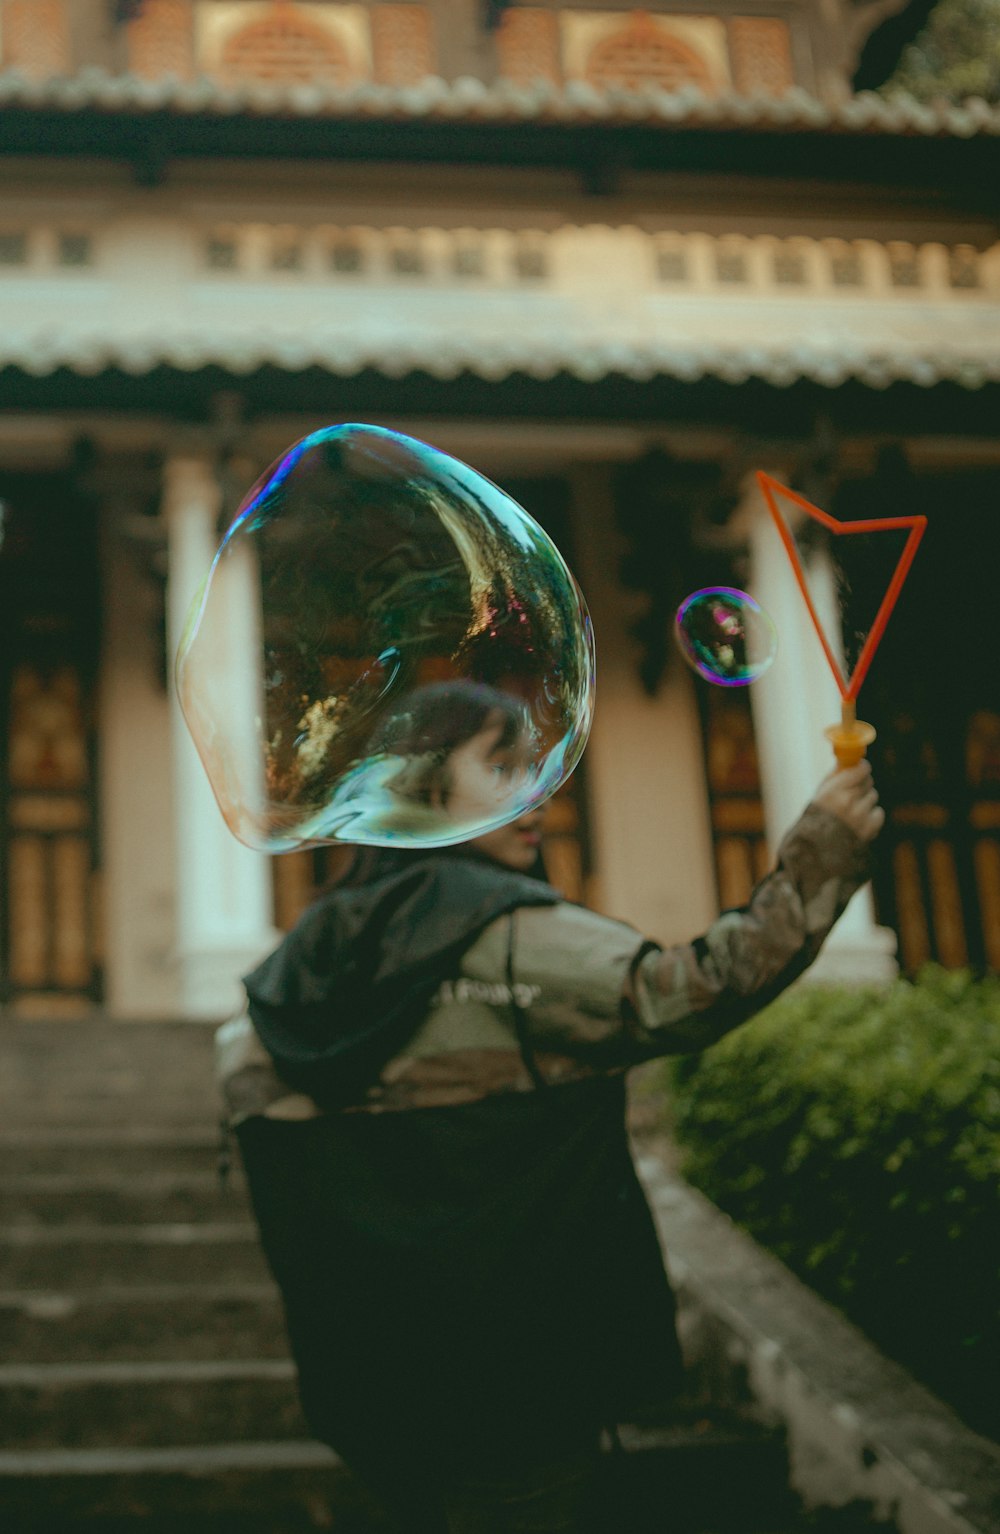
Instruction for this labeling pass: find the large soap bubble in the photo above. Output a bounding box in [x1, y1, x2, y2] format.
[176, 425, 595, 851]
[674, 586, 777, 686]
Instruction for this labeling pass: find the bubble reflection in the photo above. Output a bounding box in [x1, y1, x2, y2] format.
[176, 424, 595, 851]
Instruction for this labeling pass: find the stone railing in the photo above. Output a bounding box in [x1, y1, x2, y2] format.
[2, 218, 998, 299]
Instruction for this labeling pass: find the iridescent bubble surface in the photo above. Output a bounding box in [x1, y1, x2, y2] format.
[176, 424, 595, 851]
[674, 586, 777, 686]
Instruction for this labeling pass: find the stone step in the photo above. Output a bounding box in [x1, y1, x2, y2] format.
[0, 1131, 225, 1181]
[0, 1222, 269, 1290]
[0, 1172, 250, 1226]
[0, 1439, 388, 1533]
[0, 1284, 284, 1363]
[0, 1419, 794, 1532]
[0, 1098, 221, 1131]
[0, 1021, 219, 1129]
[0, 1359, 307, 1450]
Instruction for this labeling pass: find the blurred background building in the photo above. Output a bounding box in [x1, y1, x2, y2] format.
[1, 0, 998, 1021]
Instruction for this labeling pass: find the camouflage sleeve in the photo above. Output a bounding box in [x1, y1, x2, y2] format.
[623, 803, 870, 1057]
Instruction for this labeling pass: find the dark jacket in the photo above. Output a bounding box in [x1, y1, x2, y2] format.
[223, 804, 869, 1469]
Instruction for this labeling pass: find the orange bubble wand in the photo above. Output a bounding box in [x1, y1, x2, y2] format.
[756, 472, 927, 769]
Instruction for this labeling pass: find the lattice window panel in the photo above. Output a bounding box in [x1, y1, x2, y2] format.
[218, 3, 356, 86]
[271, 236, 304, 271]
[654, 241, 688, 282]
[206, 232, 240, 269]
[371, 4, 433, 85]
[0, 231, 28, 265]
[496, 7, 561, 86]
[330, 237, 364, 272]
[126, 0, 195, 79]
[828, 241, 862, 287]
[388, 232, 424, 275]
[585, 13, 714, 94]
[513, 232, 548, 280]
[773, 243, 807, 285]
[888, 242, 920, 288]
[8, 666, 89, 792]
[729, 17, 794, 97]
[949, 245, 981, 289]
[2, 0, 71, 79]
[5, 665, 97, 1000]
[715, 240, 748, 283]
[453, 238, 486, 278]
[57, 232, 93, 267]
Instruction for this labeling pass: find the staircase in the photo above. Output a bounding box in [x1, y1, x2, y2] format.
[0, 1019, 879, 1534]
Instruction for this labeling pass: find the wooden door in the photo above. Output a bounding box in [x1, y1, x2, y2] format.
[700, 686, 769, 911]
[0, 472, 102, 1014]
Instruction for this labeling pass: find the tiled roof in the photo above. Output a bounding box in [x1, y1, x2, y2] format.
[1, 68, 998, 139]
[5, 331, 998, 391]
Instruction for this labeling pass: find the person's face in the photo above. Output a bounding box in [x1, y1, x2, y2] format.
[442, 715, 544, 872]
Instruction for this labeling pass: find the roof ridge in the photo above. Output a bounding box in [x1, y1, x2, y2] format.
[0, 67, 997, 138]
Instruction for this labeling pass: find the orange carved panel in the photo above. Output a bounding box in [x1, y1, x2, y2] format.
[372, 4, 433, 86]
[496, 8, 561, 86]
[8, 837, 47, 988]
[966, 709, 1000, 787]
[126, 0, 195, 81]
[973, 840, 1000, 972]
[927, 839, 969, 969]
[892, 841, 931, 973]
[585, 11, 714, 94]
[2, 0, 71, 80]
[53, 838, 92, 989]
[706, 696, 760, 798]
[8, 667, 88, 791]
[729, 17, 794, 97]
[716, 838, 755, 911]
[218, 2, 356, 86]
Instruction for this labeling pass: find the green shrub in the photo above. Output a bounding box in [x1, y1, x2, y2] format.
[666, 967, 1000, 1437]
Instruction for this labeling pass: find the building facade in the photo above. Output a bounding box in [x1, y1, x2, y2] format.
[1, 0, 998, 1020]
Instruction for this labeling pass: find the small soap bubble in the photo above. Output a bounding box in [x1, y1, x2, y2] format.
[674, 586, 777, 686]
[176, 424, 595, 851]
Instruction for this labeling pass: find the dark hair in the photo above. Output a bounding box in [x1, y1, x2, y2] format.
[370, 680, 528, 807]
[338, 681, 536, 888]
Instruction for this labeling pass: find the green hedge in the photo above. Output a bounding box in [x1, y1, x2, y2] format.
[665, 967, 1000, 1438]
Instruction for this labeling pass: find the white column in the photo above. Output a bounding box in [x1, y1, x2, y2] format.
[744, 474, 897, 984]
[163, 456, 279, 1020]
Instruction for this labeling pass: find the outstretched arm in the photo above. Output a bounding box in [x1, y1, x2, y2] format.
[623, 762, 883, 1057]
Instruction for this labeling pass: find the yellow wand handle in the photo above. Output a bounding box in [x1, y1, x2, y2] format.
[824, 699, 876, 770]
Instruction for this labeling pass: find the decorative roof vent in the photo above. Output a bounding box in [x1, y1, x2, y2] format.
[221, 6, 350, 84]
[558, 9, 730, 96]
[205, 1, 363, 87]
[584, 11, 716, 94]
